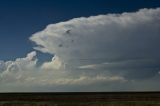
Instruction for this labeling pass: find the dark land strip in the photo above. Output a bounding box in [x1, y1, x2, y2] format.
[0, 92, 160, 106]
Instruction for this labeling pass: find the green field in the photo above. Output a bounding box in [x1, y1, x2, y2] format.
[0, 92, 160, 106]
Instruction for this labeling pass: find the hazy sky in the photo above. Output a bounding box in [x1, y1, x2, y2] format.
[0, 0, 160, 92]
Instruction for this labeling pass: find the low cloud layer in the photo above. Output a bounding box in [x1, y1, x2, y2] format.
[0, 8, 160, 91]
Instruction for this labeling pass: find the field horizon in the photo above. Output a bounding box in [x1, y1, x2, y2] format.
[0, 92, 160, 106]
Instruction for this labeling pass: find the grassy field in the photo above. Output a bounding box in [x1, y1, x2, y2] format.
[0, 92, 160, 106]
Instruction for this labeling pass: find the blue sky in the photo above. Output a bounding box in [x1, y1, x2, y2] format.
[0, 0, 160, 92]
[0, 0, 160, 60]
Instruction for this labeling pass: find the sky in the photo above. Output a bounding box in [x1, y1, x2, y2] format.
[0, 0, 160, 92]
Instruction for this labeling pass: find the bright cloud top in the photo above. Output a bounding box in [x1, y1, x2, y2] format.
[0, 8, 160, 91]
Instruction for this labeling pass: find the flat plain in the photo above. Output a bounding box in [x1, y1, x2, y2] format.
[0, 92, 160, 106]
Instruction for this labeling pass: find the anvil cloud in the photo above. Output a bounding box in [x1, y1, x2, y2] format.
[0, 8, 160, 91]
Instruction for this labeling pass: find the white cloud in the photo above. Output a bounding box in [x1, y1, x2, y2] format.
[0, 8, 160, 91]
[41, 55, 63, 70]
[0, 51, 37, 82]
[30, 8, 160, 80]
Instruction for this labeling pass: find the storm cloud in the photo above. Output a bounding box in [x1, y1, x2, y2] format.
[31, 8, 160, 80]
[0, 8, 160, 91]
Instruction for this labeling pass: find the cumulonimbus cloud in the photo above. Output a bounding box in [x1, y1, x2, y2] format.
[0, 8, 160, 91]
[30, 8, 160, 79]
